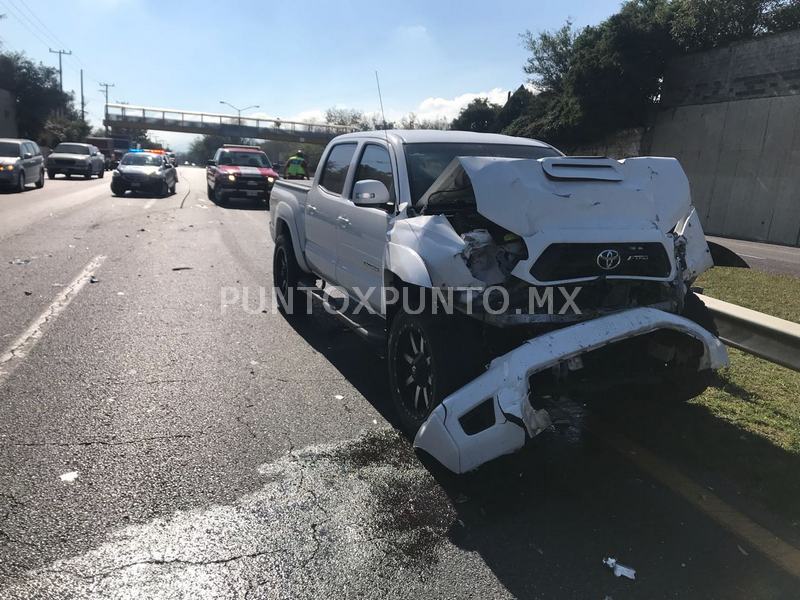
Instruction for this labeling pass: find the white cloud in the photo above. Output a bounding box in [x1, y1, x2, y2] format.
[414, 88, 510, 122]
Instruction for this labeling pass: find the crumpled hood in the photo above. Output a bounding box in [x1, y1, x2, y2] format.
[422, 156, 692, 237]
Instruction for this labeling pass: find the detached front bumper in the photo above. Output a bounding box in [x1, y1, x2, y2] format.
[414, 307, 729, 474]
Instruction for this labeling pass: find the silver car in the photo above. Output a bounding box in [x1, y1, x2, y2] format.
[46, 142, 105, 180]
[0, 138, 45, 192]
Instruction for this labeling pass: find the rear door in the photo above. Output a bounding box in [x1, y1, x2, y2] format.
[335, 142, 395, 311]
[304, 142, 358, 282]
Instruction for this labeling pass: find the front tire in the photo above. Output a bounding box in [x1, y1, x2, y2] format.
[35, 169, 44, 188]
[657, 292, 719, 401]
[206, 183, 213, 200]
[99, 168, 105, 179]
[16, 171, 25, 193]
[387, 309, 483, 434]
[47, 171, 56, 180]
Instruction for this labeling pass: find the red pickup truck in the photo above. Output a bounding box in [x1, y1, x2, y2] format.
[206, 144, 279, 205]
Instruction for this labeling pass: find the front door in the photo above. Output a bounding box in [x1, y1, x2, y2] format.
[335, 143, 396, 312]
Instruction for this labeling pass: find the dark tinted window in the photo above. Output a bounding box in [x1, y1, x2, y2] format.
[404, 142, 561, 204]
[0, 142, 21, 157]
[217, 150, 271, 168]
[54, 143, 90, 155]
[320, 143, 357, 195]
[354, 144, 395, 203]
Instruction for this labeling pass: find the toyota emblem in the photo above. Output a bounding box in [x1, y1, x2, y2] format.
[597, 249, 622, 270]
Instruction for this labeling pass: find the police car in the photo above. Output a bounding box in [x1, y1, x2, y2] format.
[206, 145, 279, 205]
[110, 149, 178, 197]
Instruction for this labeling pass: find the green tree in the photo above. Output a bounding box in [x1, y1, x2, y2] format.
[0, 51, 69, 141]
[41, 110, 90, 146]
[496, 85, 536, 132]
[451, 98, 501, 133]
[671, 0, 800, 51]
[520, 20, 577, 93]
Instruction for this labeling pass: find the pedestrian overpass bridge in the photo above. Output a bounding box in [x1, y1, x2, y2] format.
[103, 103, 355, 144]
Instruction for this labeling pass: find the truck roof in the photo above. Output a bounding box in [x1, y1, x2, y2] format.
[333, 129, 553, 147]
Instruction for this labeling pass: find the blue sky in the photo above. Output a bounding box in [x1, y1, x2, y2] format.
[0, 0, 622, 150]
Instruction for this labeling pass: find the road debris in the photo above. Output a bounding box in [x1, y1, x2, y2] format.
[738, 545, 749, 556]
[603, 557, 636, 580]
[10, 258, 32, 265]
[89, 276, 99, 284]
[59, 471, 79, 483]
[334, 394, 344, 400]
[171, 267, 193, 271]
[23, 291, 32, 296]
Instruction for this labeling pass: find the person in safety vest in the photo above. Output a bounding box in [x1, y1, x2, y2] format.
[284, 150, 309, 179]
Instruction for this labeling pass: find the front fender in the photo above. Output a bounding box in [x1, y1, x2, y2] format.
[384, 242, 433, 289]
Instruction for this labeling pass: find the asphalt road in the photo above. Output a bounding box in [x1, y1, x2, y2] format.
[707, 236, 800, 277]
[1, 168, 799, 599]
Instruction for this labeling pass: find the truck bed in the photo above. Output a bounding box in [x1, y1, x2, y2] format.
[274, 179, 313, 192]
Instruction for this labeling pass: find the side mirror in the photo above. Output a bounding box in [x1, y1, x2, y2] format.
[23, 152, 32, 159]
[206, 159, 216, 166]
[353, 179, 391, 206]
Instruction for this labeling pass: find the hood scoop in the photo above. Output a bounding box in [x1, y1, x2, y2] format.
[540, 157, 624, 181]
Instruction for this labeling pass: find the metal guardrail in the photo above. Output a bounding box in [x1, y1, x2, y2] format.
[698, 294, 800, 372]
[104, 103, 357, 143]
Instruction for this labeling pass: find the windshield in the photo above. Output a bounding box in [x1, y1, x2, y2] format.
[120, 153, 163, 166]
[217, 151, 271, 168]
[405, 142, 561, 204]
[0, 142, 21, 157]
[54, 143, 90, 155]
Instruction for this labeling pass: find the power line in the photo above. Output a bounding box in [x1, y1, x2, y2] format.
[0, 0, 53, 50]
[14, 0, 66, 48]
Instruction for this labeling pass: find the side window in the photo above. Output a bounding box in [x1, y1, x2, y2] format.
[319, 143, 357, 196]
[354, 144, 395, 204]
[22, 142, 32, 156]
[31, 143, 40, 156]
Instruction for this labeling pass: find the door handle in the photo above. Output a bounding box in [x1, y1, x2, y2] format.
[307, 204, 317, 214]
[337, 216, 351, 228]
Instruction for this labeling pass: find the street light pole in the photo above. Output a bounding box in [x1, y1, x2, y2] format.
[219, 101, 260, 126]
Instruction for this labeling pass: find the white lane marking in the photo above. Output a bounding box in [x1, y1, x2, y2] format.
[0, 255, 106, 384]
[143, 198, 156, 210]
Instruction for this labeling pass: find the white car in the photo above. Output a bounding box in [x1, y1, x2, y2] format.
[269, 130, 727, 473]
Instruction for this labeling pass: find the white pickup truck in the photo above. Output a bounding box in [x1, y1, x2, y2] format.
[269, 130, 728, 473]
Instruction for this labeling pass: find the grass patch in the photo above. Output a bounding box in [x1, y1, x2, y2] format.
[697, 267, 800, 323]
[605, 267, 800, 520]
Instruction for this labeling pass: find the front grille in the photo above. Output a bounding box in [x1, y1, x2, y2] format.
[55, 158, 76, 166]
[531, 242, 672, 281]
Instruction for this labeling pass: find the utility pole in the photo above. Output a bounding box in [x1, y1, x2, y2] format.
[99, 82, 115, 135]
[80, 69, 85, 123]
[48, 48, 72, 92]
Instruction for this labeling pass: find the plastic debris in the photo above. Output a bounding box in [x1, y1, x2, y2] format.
[603, 557, 636, 580]
[89, 276, 99, 284]
[172, 267, 193, 271]
[334, 394, 344, 400]
[737, 545, 749, 556]
[60, 471, 79, 483]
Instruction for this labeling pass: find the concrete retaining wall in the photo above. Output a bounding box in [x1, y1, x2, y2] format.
[650, 30, 800, 246]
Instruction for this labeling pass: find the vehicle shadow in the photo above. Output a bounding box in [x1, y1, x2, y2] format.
[284, 306, 800, 597]
[209, 194, 269, 211]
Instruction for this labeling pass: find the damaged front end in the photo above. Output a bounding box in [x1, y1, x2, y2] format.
[414, 308, 729, 474]
[391, 154, 726, 473]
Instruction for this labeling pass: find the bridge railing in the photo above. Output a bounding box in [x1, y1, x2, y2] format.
[105, 103, 357, 137]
